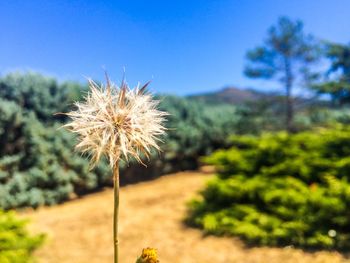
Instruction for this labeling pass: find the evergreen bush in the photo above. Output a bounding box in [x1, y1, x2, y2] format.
[0, 72, 238, 208]
[187, 126, 350, 249]
[0, 96, 110, 209]
[0, 210, 44, 263]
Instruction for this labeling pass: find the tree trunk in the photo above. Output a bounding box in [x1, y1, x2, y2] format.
[285, 59, 294, 132]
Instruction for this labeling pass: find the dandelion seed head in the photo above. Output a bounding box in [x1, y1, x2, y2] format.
[64, 77, 167, 168]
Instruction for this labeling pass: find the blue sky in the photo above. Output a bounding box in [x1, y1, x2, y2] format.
[0, 0, 349, 95]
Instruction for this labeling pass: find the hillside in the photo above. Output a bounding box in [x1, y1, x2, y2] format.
[187, 87, 323, 110]
[22, 170, 348, 263]
[188, 87, 270, 105]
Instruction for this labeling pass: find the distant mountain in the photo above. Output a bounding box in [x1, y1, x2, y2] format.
[188, 86, 326, 110]
[188, 86, 273, 105]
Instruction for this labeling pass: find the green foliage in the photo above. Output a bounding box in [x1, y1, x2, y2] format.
[0, 72, 85, 122]
[245, 16, 320, 131]
[0, 89, 110, 209]
[234, 97, 286, 134]
[296, 107, 350, 129]
[312, 43, 350, 105]
[0, 72, 238, 208]
[245, 16, 320, 82]
[0, 210, 44, 263]
[187, 126, 350, 249]
[158, 95, 238, 172]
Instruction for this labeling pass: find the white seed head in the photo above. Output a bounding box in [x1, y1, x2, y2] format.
[64, 77, 167, 168]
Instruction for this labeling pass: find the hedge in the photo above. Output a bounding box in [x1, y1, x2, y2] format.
[187, 126, 350, 249]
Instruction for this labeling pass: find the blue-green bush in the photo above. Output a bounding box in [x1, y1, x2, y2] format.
[0, 72, 239, 209]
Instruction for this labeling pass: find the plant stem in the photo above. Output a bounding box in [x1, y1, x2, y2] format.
[113, 162, 120, 263]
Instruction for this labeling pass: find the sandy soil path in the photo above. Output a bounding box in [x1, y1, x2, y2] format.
[23, 171, 349, 263]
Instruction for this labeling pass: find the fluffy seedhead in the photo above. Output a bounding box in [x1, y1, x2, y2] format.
[64, 76, 167, 168]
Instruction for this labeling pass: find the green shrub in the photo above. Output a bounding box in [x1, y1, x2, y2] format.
[0, 72, 239, 209]
[187, 126, 350, 249]
[158, 95, 238, 172]
[0, 97, 110, 209]
[0, 210, 44, 263]
[0, 72, 84, 123]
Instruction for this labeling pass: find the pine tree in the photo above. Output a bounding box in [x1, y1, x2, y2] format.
[313, 43, 350, 105]
[244, 17, 320, 132]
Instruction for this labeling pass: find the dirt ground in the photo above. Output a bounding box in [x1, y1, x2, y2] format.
[22, 171, 350, 263]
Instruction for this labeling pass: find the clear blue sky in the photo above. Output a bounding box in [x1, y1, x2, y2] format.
[0, 0, 349, 95]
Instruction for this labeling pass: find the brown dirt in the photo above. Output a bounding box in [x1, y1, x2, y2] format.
[22, 171, 350, 263]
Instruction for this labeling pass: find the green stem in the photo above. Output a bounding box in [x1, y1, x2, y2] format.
[113, 163, 120, 263]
